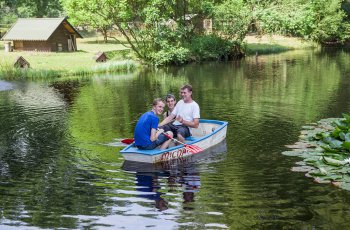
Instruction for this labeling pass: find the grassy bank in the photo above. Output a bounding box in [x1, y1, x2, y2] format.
[244, 35, 317, 55]
[0, 34, 316, 79]
[0, 36, 139, 79]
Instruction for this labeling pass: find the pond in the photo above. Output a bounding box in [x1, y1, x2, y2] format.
[1, 48, 350, 229]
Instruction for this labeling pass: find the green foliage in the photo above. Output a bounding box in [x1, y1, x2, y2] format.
[188, 35, 237, 61]
[307, 0, 350, 43]
[150, 45, 190, 66]
[105, 50, 134, 61]
[0, 0, 64, 27]
[60, 0, 113, 42]
[283, 114, 350, 191]
[214, 0, 252, 42]
[62, 0, 248, 66]
[0, 1, 18, 25]
[255, 0, 350, 43]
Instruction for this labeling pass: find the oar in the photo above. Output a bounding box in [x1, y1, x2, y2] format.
[161, 132, 203, 154]
[121, 138, 134, 144]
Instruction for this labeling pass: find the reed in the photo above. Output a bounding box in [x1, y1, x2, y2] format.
[91, 60, 139, 74]
[0, 60, 140, 79]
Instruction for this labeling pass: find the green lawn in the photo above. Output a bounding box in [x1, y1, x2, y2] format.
[244, 34, 316, 55]
[0, 36, 132, 72]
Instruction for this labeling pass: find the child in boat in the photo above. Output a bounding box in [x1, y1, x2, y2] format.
[159, 84, 200, 144]
[134, 98, 173, 150]
[163, 94, 176, 119]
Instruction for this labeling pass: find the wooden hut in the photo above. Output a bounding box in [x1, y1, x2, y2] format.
[14, 56, 30, 68]
[94, 52, 108, 62]
[1, 17, 83, 52]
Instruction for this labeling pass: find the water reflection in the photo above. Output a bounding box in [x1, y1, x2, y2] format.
[135, 173, 169, 211]
[1, 48, 350, 228]
[123, 141, 226, 212]
[134, 170, 201, 211]
[0, 80, 14, 91]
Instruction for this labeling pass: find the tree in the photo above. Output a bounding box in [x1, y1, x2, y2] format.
[60, 0, 112, 43]
[61, 0, 203, 63]
[214, 0, 252, 43]
[18, 0, 63, 17]
[252, 0, 350, 43]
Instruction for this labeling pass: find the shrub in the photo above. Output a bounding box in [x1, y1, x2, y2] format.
[150, 46, 190, 66]
[188, 35, 242, 62]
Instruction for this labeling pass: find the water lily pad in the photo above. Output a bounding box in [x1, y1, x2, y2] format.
[291, 166, 315, 172]
[285, 142, 317, 149]
[295, 161, 307, 166]
[342, 142, 350, 151]
[320, 146, 339, 153]
[333, 120, 348, 130]
[342, 113, 350, 123]
[284, 115, 350, 191]
[322, 157, 345, 166]
[314, 177, 331, 184]
[339, 182, 350, 191]
[309, 169, 327, 176]
[323, 174, 343, 181]
[341, 174, 350, 183]
[301, 126, 315, 130]
[304, 156, 322, 163]
[282, 150, 304, 156]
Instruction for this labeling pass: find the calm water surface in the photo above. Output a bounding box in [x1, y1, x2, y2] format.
[1, 49, 350, 229]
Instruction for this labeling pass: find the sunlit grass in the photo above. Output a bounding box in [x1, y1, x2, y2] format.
[0, 34, 140, 79]
[245, 43, 291, 55]
[244, 34, 317, 55]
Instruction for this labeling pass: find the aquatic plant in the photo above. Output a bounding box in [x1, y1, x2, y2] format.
[283, 113, 350, 191]
[91, 60, 139, 73]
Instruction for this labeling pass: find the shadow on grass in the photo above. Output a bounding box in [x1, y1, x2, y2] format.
[84, 40, 130, 45]
[245, 43, 292, 55]
[78, 30, 97, 37]
[105, 50, 134, 60]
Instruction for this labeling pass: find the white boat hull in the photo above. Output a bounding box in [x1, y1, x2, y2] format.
[120, 119, 228, 163]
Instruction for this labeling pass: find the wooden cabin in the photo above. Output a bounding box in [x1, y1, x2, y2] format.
[94, 52, 108, 62]
[1, 17, 83, 52]
[14, 56, 30, 68]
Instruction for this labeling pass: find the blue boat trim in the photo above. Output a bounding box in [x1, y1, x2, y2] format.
[120, 119, 228, 156]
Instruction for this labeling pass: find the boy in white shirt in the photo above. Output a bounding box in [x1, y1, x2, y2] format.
[159, 84, 200, 144]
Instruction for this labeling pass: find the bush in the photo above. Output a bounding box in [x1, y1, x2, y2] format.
[256, 0, 350, 43]
[188, 35, 242, 62]
[150, 46, 190, 66]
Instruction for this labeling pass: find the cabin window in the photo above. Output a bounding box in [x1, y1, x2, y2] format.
[57, 43, 63, 51]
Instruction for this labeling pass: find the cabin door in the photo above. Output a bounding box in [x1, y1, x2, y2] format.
[15, 41, 23, 50]
[67, 35, 76, 52]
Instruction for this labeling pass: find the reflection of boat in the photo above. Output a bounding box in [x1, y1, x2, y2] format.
[120, 119, 228, 163]
[122, 139, 227, 172]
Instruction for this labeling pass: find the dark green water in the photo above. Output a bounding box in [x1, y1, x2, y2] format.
[1, 49, 350, 229]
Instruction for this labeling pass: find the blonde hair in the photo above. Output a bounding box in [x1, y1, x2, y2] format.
[152, 98, 164, 106]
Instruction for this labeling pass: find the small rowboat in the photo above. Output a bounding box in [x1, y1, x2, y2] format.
[122, 140, 227, 172]
[120, 119, 228, 163]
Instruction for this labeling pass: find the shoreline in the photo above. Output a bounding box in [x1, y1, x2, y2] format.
[0, 35, 317, 79]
